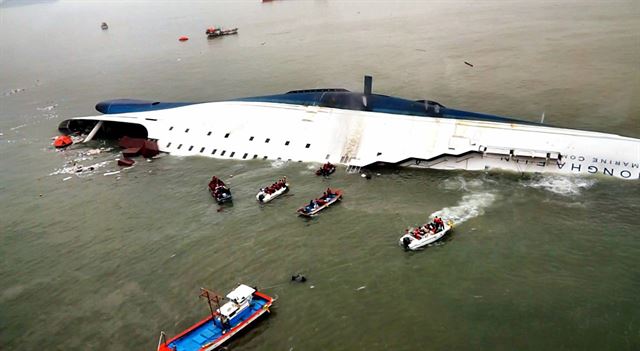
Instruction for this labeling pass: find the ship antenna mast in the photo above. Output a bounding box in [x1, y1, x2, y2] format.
[200, 287, 223, 322]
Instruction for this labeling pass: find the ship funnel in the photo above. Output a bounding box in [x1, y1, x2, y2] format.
[364, 75, 372, 95]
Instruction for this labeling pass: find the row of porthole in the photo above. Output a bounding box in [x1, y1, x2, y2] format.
[164, 140, 379, 163]
[167, 126, 311, 148]
[164, 142, 313, 161]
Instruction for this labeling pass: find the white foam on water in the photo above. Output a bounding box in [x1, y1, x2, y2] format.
[442, 176, 487, 191]
[10, 124, 28, 131]
[430, 192, 497, 225]
[37, 104, 57, 111]
[270, 160, 288, 168]
[522, 175, 596, 196]
[49, 160, 112, 177]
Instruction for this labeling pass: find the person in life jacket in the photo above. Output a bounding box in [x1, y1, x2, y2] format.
[434, 217, 444, 231]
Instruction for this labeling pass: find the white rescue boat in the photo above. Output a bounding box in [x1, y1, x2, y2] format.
[256, 183, 289, 203]
[399, 218, 453, 251]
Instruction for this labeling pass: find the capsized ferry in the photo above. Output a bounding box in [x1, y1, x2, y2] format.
[58, 76, 640, 180]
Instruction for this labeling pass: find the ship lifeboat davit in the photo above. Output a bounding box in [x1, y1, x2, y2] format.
[178, 36, 189, 41]
[53, 135, 73, 148]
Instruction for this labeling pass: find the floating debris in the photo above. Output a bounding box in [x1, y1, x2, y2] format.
[356, 286, 366, 291]
[84, 147, 111, 156]
[62, 176, 72, 181]
[4, 88, 25, 96]
[104, 170, 120, 176]
[464, 61, 474, 67]
[50, 160, 110, 177]
[101, 22, 108, 30]
[117, 158, 135, 167]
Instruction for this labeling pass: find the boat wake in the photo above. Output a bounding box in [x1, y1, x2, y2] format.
[522, 175, 596, 196]
[430, 192, 497, 225]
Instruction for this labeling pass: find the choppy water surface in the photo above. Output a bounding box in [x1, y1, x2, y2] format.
[1, 1, 639, 350]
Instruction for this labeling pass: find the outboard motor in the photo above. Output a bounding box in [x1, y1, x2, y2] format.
[258, 194, 265, 202]
[402, 237, 411, 250]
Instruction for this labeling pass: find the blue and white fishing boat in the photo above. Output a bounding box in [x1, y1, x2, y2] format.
[296, 188, 343, 217]
[157, 285, 273, 351]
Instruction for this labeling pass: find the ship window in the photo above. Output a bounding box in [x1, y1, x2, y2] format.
[305, 143, 311, 148]
[224, 133, 230, 138]
[212, 149, 217, 155]
[188, 145, 194, 151]
[185, 128, 190, 133]
[249, 136, 254, 141]
[377, 152, 382, 156]
[177, 144, 183, 149]
[169, 126, 174, 131]
[207, 131, 212, 136]
[325, 154, 330, 160]
[242, 153, 248, 159]
[230, 152, 235, 157]
[220, 150, 226, 156]
[253, 154, 258, 159]
[285, 141, 290, 146]
[166, 142, 172, 147]
[263, 156, 268, 160]
[200, 147, 205, 153]
[265, 138, 270, 143]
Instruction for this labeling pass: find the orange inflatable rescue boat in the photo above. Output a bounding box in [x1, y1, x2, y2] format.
[53, 135, 73, 148]
[178, 36, 189, 41]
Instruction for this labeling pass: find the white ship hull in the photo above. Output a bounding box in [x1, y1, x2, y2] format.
[58, 81, 640, 180]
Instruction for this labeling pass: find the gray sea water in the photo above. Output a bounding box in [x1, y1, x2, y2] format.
[1, 1, 639, 350]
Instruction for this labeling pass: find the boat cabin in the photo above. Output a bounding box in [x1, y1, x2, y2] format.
[218, 284, 255, 320]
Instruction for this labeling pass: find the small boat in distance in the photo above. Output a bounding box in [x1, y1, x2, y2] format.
[208, 176, 232, 204]
[297, 188, 343, 217]
[206, 27, 238, 38]
[316, 162, 336, 177]
[256, 177, 289, 203]
[157, 285, 273, 351]
[399, 217, 453, 251]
